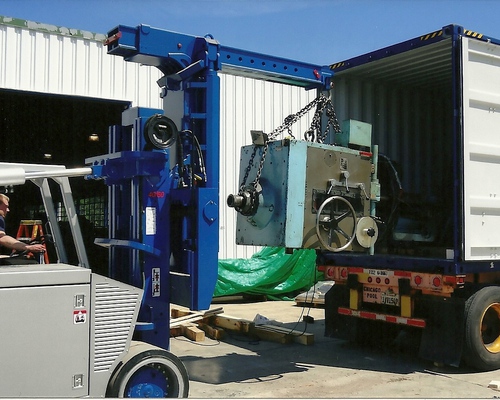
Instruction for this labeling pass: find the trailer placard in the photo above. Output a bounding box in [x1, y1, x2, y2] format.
[362, 284, 399, 306]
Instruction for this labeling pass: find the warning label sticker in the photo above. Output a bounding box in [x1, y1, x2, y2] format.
[74, 309, 87, 324]
[145, 207, 157, 235]
[152, 267, 160, 297]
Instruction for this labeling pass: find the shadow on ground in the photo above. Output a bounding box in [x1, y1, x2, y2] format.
[177, 315, 445, 386]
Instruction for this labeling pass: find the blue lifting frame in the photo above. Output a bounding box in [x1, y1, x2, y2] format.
[86, 23, 332, 350]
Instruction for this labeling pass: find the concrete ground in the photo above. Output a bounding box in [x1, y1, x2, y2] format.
[170, 299, 500, 398]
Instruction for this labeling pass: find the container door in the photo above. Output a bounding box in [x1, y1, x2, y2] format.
[462, 36, 500, 260]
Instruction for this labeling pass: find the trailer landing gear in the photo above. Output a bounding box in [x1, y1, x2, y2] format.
[107, 342, 189, 398]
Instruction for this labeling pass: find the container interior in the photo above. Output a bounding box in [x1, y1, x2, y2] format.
[331, 38, 455, 257]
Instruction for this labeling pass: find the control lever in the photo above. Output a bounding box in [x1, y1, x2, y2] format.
[342, 170, 350, 192]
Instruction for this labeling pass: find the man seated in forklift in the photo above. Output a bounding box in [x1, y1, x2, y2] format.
[0, 194, 45, 263]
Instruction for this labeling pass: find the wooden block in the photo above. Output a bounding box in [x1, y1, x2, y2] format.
[252, 324, 315, 345]
[171, 308, 192, 318]
[291, 332, 314, 346]
[170, 326, 183, 337]
[197, 323, 226, 340]
[181, 323, 205, 342]
[250, 325, 293, 344]
[209, 314, 253, 333]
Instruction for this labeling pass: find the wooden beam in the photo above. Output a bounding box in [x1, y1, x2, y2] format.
[250, 324, 315, 345]
[170, 307, 224, 328]
[198, 323, 226, 340]
[209, 314, 253, 333]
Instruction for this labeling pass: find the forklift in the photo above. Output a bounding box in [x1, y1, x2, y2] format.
[0, 23, 331, 397]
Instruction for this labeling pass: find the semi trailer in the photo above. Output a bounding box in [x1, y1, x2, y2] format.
[229, 24, 500, 370]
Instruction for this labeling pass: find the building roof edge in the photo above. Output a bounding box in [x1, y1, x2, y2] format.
[0, 15, 107, 42]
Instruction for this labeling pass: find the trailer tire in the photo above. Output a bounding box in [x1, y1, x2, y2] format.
[463, 286, 500, 371]
[107, 342, 189, 398]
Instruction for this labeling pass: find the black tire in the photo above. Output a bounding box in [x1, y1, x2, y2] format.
[463, 286, 500, 371]
[107, 344, 189, 398]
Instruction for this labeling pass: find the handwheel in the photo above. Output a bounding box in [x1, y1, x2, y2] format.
[316, 196, 357, 252]
[107, 341, 189, 398]
[463, 286, 500, 371]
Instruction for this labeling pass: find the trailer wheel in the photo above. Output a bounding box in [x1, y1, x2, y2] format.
[463, 286, 500, 371]
[107, 342, 189, 398]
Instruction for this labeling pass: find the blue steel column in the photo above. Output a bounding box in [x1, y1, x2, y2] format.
[196, 66, 220, 309]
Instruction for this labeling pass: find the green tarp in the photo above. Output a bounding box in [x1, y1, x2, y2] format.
[215, 247, 321, 300]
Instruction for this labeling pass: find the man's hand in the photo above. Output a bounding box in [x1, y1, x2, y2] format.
[25, 244, 45, 253]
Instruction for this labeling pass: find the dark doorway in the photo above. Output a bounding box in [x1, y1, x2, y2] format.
[0, 89, 129, 274]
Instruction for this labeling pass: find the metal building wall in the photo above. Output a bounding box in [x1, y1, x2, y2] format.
[219, 74, 317, 259]
[0, 18, 163, 108]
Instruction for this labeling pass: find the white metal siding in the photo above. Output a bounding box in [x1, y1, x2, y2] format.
[0, 22, 163, 108]
[219, 74, 317, 259]
[462, 37, 500, 260]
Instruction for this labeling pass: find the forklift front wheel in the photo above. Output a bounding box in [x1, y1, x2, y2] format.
[107, 341, 189, 398]
[464, 286, 500, 371]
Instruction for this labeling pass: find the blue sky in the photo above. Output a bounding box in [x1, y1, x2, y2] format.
[1, 0, 499, 65]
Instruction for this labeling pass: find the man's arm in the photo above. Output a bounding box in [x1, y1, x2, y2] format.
[0, 231, 45, 253]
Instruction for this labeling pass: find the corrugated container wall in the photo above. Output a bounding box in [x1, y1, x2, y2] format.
[0, 18, 318, 260]
[331, 39, 454, 201]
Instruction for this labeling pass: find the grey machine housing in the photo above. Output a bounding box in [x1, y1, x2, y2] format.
[0, 263, 142, 397]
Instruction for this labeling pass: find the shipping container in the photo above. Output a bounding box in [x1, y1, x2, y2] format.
[320, 24, 500, 370]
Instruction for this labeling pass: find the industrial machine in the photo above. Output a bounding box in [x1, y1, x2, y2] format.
[0, 23, 331, 397]
[228, 119, 378, 253]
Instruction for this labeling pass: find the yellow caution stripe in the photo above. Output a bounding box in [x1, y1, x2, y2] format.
[420, 29, 443, 41]
[464, 29, 484, 39]
[329, 61, 345, 71]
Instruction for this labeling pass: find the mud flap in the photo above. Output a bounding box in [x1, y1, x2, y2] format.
[418, 296, 465, 367]
[324, 283, 352, 339]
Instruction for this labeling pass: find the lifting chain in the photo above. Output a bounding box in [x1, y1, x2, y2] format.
[240, 93, 341, 192]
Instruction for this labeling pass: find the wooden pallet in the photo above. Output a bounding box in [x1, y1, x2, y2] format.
[206, 314, 314, 346]
[294, 295, 325, 308]
[294, 282, 334, 309]
[170, 306, 314, 345]
[170, 306, 224, 342]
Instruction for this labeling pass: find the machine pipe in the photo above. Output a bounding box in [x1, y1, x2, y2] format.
[25, 167, 93, 181]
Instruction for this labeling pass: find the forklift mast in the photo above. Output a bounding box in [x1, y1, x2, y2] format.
[84, 24, 332, 350]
